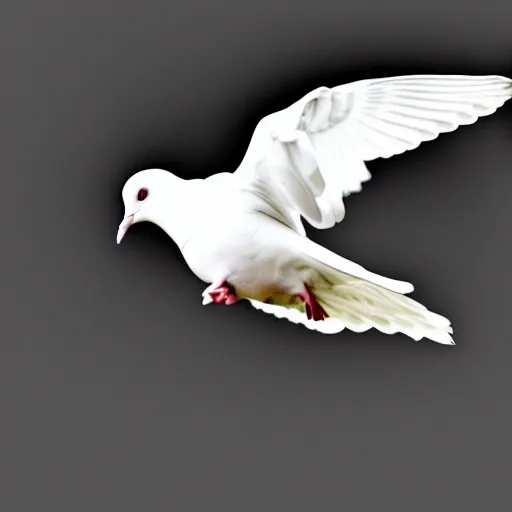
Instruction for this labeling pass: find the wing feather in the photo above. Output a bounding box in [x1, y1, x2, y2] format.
[235, 74, 512, 231]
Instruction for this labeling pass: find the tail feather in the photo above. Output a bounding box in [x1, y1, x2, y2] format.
[314, 281, 454, 344]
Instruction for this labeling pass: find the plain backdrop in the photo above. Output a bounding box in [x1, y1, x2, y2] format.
[1, 0, 511, 510]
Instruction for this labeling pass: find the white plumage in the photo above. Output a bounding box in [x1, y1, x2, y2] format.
[117, 73, 512, 344]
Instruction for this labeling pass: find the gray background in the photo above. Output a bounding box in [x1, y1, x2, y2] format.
[1, 0, 511, 510]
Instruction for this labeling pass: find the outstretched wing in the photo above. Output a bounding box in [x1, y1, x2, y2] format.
[234, 74, 512, 232]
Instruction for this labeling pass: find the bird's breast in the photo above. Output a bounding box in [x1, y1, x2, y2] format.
[180, 211, 301, 301]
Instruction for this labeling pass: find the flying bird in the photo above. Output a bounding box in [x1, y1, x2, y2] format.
[117, 74, 512, 344]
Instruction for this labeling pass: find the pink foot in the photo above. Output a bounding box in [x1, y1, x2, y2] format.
[297, 284, 328, 321]
[204, 279, 240, 306]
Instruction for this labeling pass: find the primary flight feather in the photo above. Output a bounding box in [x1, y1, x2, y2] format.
[116, 74, 512, 344]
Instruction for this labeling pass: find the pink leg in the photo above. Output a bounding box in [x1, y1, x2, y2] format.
[297, 284, 329, 321]
[206, 279, 240, 306]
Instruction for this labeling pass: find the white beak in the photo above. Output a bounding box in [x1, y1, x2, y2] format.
[116, 214, 134, 244]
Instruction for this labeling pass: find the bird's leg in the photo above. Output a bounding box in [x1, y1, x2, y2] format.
[297, 284, 329, 321]
[202, 278, 240, 306]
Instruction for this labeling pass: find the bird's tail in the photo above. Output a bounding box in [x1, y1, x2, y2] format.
[314, 264, 453, 344]
[250, 248, 454, 344]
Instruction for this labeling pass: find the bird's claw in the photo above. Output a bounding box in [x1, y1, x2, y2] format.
[298, 284, 329, 321]
[202, 280, 240, 306]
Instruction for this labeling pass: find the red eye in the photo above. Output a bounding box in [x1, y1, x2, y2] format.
[137, 188, 148, 201]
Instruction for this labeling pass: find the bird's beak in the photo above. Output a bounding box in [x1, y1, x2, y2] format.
[116, 214, 135, 244]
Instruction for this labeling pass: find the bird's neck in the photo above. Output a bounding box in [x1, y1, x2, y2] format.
[151, 178, 204, 250]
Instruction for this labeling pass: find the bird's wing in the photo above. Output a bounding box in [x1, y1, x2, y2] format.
[248, 236, 454, 344]
[234, 74, 512, 231]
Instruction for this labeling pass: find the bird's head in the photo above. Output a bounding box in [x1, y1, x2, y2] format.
[116, 168, 177, 244]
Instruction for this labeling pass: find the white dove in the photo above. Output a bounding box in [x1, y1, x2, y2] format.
[117, 74, 512, 344]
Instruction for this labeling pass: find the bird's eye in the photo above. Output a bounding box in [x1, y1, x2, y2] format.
[137, 188, 148, 201]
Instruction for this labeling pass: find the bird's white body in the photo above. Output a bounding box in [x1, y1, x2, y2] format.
[117, 73, 512, 344]
[183, 211, 301, 302]
[143, 172, 311, 301]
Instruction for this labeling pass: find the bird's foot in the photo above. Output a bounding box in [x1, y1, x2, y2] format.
[202, 279, 240, 306]
[297, 284, 329, 321]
